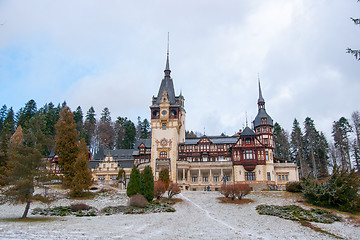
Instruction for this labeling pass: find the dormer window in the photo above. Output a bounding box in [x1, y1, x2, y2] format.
[245, 138, 251, 145]
[262, 118, 267, 124]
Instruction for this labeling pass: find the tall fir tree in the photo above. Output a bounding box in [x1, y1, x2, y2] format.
[55, 107, 79, 187]
[73, 106, 84, 140]
[127, 166, 141, 197]
[70, 138, 93, 197]
[290, 119, 308, 177]
[0, 105, 7, 133]
[140, 166, 154, 201]
[97, 107, 115, 149]
[332, 117, 352, 171]
[273, 122, 291, 161]
[115, 117, 136, 149]
[16, 99, 37, 129]
[351, 111, 360, 172]
[84, 106, 96, 148]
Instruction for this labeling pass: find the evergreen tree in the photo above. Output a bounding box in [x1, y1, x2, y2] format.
[273, 122, 291, 161]
[39, 102, 59, 136]
[84, 106, 96, 148]
[73, 106, 84, 139]
[332, 117, 352, 170]
[55, 107, 79, 187]
[140, 166, 154, 202]
[0, 123, 50, 218]
[0, 105, 7, 133]
[136, 117, 151, 140]
[115, 117, 136, 149]
[290, 119, 308, 177]
[126, 166, 141, 197]
[97, 107, 115, 149]
[70, 138, 93, 197]
[304, 117, 322, 180]
[317, 132, 329, 178]
[158, 168, 170, 188]
[16, 99, 37, 129]
[0, 107, 15, 170]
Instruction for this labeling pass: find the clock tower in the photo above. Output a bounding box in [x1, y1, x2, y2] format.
[150, 48, 185, 182]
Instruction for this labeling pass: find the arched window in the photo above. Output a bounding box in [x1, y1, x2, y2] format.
[160, 151, 167, 158]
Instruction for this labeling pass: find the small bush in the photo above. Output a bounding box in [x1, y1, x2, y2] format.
[286, 181, 302, 192]
[167, 183, 181, 198]
[154, 181, 166, 199]
[159, 168, 170, 189]
[220, 183, 251, 200]
[129, 194, 148, 208]
[71, 203, 90, 212]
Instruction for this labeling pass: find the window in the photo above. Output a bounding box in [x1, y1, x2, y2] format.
[192, 176, 198, 182]
[103, 164, 106, 168]
[245, 138, 251, 145]
[203, 156, 208, 162]
[243, 150, 254, 160]
[160, 151, 167, 158]
[265, 151, 269, 160]
[218, 155, 224, 161]
[263, 127, 267, 132]
[278, 174, 289, 181]
[264, 139, 268, 145]
[213, 176, 219, 182]
[267, 172, 271, 181]
[98, 175, 105, 181]
[245, 172, 256, 181]
[262, 118, 267, 124]
[110, 175, 117, 180]
[187, 157, 192, 161]
[162, 123, 166, 130]
[203, 176, 208, 182]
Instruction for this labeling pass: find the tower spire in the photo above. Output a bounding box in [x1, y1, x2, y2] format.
[257, 74, 265, 109]
[164, 32, 171, 77]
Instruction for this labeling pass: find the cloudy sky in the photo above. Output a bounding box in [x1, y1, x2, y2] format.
[0, 0, 359, 139]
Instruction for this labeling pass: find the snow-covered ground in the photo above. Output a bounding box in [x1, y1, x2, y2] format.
[0, 188, 359, 240]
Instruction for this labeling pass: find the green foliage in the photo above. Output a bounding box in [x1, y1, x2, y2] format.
[301, 165, 360, 212]
[98, 107, 115, 149]
[158, 168, 170, 188]
[256, 205, 342, 223]
[286, 181, 302, 192]
[1, 128, 50, 218]
[84, 106, 96, 147]
[16, 99, 37, 129]
[273, 122, 291, 161]
[127, 166, 141, 197]
[70, 139, 93, 197]
[140, 166, 154, 201]
[115, 116, 136, 149]
[55, 107, 79, 187]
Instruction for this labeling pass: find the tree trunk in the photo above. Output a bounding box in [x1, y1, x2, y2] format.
[22, 199, 31, 219]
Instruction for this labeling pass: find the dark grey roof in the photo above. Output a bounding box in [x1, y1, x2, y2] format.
[182, 136, 239, 145]
[253, 108, 273, 128]
[135, 139, 151, 148]
[153, 76, 176, 106]
[258, 80, 265, 105]
[118, 161, 133, 168]
[92, 148, 135, 161]
[240, 126, 256, 136]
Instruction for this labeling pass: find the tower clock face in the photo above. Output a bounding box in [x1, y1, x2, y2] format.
[161, 139, 167, 146]
[161, 110, 167, 115]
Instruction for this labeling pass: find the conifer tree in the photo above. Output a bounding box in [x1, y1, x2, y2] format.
[73, 106, 84, 139]
[55, 107, 79, 187]
[290, 119, 308, 177]
[273, 122, 291, 161]
[70, 138, 93, 197]
[127, 166, 141, 197]
[332, 117, 352, 171]
[159, 168, 170, 188]
[1, 124, 50, 218]
[16, 99, 37, 129]
[351, 111, 360, 172]
[84, 106, 96, 148]
[97, 107, 115, 149]
[140, 166, 154, 202]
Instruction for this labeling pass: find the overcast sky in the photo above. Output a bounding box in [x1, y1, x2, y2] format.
[0, 0, 359, 140]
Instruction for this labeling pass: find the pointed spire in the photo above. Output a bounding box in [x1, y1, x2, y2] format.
[164, 32, 171, 77]
[257, 74, 265, 109]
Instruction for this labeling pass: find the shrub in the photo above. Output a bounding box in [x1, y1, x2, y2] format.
[127, 166, 141, 197]
[159, 168, 170, 189]
[167, 183, 181, 198]
[154, 181, 166, 199]
[220, 183, 250, 200]
[71, 203, 90, 212]
[129, 194, 148, 208]
[286, 181, 302, 192]
[140, 166, 154, 202]
[234, 183, 251, 200]
[302, 165, 360, 212]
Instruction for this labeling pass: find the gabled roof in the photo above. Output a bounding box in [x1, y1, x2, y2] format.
[182, 136, 239, 145]
[240, 126, 256, 136]
[135, 139, 152, 149]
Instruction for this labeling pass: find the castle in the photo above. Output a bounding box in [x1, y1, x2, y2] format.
[89, 50, 299, 191]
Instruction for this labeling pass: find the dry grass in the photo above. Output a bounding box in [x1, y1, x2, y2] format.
[217, 197, 254, 204]
[300, 221, 343, 239]
[0, 217, 57, 223]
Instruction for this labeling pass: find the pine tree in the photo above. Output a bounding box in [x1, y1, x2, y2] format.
[115, 117, 136, 149]
[290, 119, 308, 177]
[140, 166, 154, 201]
[0, 107, 15, 170]
[16, 99, 37, 129]
[127, 166, 141, 197]
[55, 107, 79, 187]
[97, 107, 115, 149]
[304, 117, 322, 179]
[159, 168, 170, 188]
[332, 117, 352, 171]
[70, 138, 93, 197]
[0, 105, 7, 133]
[351, 111, 360, 172]
[1, 124, 50, 218]
[84, 106, 96, 148]
[73, 106, 84, 139]
[273, 122, 291, 161]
